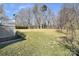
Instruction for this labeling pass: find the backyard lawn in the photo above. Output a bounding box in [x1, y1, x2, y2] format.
[0, 29, 72, 56]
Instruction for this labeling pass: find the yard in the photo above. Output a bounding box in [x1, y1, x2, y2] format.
[0, 29, 73, 56]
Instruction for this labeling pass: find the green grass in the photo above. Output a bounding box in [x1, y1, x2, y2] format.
[0, 29, 72, 56]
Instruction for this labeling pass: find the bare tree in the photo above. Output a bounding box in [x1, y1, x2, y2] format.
[58, 4, 79, 55]
[46, 8, 55, 28]
[33, 4, 48, 29]
[15, 8, 33, 29]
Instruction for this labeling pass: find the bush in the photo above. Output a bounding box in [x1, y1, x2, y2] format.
[16, 31, 26, 40]
[59, 35, 79, 56]
[16, 26, 28, 29]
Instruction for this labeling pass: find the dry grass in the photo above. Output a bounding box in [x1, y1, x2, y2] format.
[0, 29, 72, 56]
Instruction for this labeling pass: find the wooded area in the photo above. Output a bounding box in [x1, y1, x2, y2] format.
[0, 4, 79, 30]
[14, 4, 79, 30]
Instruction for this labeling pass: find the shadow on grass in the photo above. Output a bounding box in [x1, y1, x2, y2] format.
[0, 31, 26, 49]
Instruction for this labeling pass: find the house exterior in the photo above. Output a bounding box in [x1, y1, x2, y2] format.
[0, 4, 15, 39]
[0, 15, 15, 39]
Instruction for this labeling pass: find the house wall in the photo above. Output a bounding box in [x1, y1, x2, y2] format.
[0, 19, 15, 38]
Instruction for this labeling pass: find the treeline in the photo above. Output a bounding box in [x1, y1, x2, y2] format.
[15, 4, 79, 29]
[15, 4, 56, 29]
[0, 4, 79, 29]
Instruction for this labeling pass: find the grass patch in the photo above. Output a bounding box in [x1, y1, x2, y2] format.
[0, 29, 72, 56]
